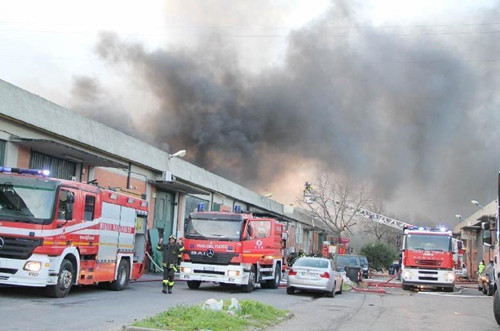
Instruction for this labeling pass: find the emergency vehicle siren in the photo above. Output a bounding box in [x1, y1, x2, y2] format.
[0, 167, 50, 176]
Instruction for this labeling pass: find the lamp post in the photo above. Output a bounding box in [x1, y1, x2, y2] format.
[169, 150, 186, 159]
[471, 200, 483, 209]
[455, 214, 463, 221]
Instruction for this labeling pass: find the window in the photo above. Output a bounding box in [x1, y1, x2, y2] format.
[0, 139, 6, 166]
[249, 220, 271, 239]
[84, 195, 95, 221]
[30, 150, 76, 180]
[57, 189, 74, 220]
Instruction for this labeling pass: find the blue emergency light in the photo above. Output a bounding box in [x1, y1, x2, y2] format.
[0, 167, 50, 176]
[197, 203, 205, 212]
[234, 205, 242, 213]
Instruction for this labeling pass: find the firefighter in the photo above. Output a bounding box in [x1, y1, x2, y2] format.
[298, 249, 306, 258]
[478, 260, 485, 276]
[156, 234, 184, 294]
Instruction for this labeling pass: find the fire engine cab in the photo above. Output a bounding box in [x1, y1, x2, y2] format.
[0, 167, 148, 297]
[180, 207, 285, 292]
[401, 226, 455, 292]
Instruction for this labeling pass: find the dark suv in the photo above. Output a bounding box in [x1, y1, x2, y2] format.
[336, 254, 363, 282]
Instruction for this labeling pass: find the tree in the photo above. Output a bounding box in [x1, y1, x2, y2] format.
[360, 242, 398, 271]
[362, 201, 404, 250]
[298, 174, 370, 241]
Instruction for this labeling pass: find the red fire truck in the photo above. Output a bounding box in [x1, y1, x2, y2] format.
[180, 208, 285, 292]
[401, 226, 455, 292]
[0, 167, 148, 297]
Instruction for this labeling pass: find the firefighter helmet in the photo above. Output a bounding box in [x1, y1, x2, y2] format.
[169, 234, 176, 240]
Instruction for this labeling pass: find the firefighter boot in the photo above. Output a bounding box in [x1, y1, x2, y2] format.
[167, 286, 172, 294]
[162, 285, 168, 294]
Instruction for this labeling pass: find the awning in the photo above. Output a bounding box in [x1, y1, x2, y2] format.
[149, 179, 210, 195]
[10, 137, 127, 168]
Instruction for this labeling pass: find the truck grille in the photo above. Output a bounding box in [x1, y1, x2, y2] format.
[415, 259, 441, 267]
[0, 236, 43, 260]
[187, 251, 237, 265]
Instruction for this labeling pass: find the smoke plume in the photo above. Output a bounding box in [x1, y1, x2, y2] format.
[71, 1, 500, 225]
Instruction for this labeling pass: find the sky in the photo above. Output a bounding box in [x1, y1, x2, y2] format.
[1, 0, 499, 228]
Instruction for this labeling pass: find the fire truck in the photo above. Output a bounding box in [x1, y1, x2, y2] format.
[0, 167, 148, 297]
[400, 226, 455, 292]
[180, 207, 285, 292]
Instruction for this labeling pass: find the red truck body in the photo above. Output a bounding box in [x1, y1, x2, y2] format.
[401, 226, 455, 292]
[180, 211, 285, 292]
[0, 168, 148, 297]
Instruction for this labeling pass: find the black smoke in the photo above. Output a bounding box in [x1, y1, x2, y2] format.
[71, 2, 500, 225]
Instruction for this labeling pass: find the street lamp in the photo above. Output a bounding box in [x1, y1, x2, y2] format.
[455, 214, 463, 221]
[471, 200, 484, 209]
[169, 149, 186, 159]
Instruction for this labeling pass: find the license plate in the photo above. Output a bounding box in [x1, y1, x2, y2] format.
[300, 272, 315, 278]
[204, 266, 214, 271]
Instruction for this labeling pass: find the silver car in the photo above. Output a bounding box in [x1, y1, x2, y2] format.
[286, 257, 343, 297]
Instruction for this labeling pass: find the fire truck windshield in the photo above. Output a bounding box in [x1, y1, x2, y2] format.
[405, 234, 452, 252]
[186, 215, 244, 241]
[0, 176, 57, 224]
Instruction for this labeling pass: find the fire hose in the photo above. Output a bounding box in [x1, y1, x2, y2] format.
[351, 270, 402, 294]
[146, 251, 164, 272]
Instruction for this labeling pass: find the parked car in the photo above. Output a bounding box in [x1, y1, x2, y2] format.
[454, 263, 468, 279]
[287, 257, 343, 297]
[478, 264, 496, 296]
[357, 255, 369, 278]
[336, 254, 363, 282]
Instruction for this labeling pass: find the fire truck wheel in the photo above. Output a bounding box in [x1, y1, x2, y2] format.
[494, 289, 500, 325]
[187, 281, 201, 289]
[444, 286, 454, 293]
[266, 265, 281, 289]
[241, 266, 255, 293]
[110, 259, 130, 291]
[46, 259, 74, 298]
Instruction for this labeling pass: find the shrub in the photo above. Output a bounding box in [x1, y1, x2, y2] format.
[360, 242, 398, 271]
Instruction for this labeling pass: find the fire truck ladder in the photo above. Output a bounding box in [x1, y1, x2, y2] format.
[343, 204, 413, 230]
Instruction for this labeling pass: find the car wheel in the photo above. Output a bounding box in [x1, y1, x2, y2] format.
[489, 285, 495, 296]
[286, 287, 295, 295]
[326, 282, 335, 298]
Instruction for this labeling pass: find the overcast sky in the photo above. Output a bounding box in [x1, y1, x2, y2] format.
[1, 0, 499, 228]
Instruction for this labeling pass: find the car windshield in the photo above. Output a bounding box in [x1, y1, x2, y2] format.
[0, 175, 57, 225]
[185, 213, 244, 241]
[293, 258, 329, 269]
[359, 257, 368, 265]
[337, 255, 361, 267]
[405, 234, 452, 252]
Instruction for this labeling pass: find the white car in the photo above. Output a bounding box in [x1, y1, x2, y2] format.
[287, 257, 343, 297]
[455, 264, 468, 278]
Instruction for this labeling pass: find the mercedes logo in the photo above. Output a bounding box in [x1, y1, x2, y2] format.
[0, 237, 4, 250]
[206, 248, 215, 257]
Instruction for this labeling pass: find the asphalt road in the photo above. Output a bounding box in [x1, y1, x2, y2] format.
[0, 275, 498, 331]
